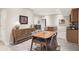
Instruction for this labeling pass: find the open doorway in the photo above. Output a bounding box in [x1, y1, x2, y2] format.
[40, 19, 46, 31]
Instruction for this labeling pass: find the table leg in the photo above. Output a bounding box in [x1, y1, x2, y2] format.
[46, 39, 48, 51]
[30, 37, 33, 51]
[40, 43, 42, 51]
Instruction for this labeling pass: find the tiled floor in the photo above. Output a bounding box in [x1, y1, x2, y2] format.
[9, 39, 32, 51]
[0, 41, 11, 51]
[57, 31, 79, 51]
[58, 38, 79, 51]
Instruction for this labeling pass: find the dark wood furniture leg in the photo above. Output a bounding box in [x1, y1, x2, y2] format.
[41, 43, 43, 51]
[30, 37, 33, 51]
[45, 39, 48, 51]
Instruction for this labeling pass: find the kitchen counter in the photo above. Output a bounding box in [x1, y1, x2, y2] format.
[67, 29, 78, 44]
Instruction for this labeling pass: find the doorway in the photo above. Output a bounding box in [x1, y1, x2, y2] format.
[40, 19, 46, 31]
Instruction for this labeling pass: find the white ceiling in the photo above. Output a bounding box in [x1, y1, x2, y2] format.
[0, 8, 71, 16]
[31, 8, 71, 16]
[59, 8, 71, 16]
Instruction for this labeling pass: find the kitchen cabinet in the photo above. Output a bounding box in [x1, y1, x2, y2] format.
[78, 29, 79, 44]
[67, 8, 79, 44]
[69, 14, 71, 22]
[71, 8, 78, 22]
[67, 29, 78, 44]
[78, 9, 79, 23]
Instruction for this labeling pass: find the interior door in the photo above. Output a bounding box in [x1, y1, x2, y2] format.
[40, 19, 46, 30]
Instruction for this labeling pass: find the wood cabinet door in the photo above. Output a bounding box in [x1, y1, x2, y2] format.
[67, 30, 78, 44]
[69, 14, 71, 22]
[78, 9, 79, 23]
[71, 9, 78, 22]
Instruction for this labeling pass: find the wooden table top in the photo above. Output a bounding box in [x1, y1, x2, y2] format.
[32, 31, 56, 39]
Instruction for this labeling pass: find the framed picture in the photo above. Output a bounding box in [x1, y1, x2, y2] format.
[19, 15, 28, 24]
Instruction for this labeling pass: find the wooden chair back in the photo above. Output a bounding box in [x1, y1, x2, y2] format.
[46, 27, 57, 31]
[49, 32, 58, 49]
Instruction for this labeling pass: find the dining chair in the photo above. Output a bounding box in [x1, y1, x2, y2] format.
[30, 38, 47, 51]
[30, 32, 58, 51]
[48, 32, 58, 50]
[46, 27, 57, 31]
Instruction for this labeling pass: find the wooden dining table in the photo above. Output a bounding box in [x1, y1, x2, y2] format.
[30, 31, 57, 51]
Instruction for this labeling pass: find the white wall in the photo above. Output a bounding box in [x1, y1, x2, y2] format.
[33, 15, 59, 31]
[45, 15, 67, 32]
[56, 15, 67, 32]
[0, 8, 34, 45]
[0, 9, 7, 44]
[34, 15, 58, 27]
[34, 15, 41, 25]
[45, 15, 58, 27]
[40, 15, 59, 27]
[34, 15, 60, 31]
[0, 13, 1, 38]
